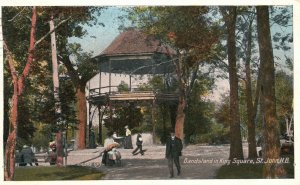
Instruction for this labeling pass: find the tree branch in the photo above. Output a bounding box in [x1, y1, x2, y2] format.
[18, 6, 37, 95]
[3, 41, 18, 84]
[35, 16, 72, 47]
[8, 7, 27, 22]
[58, 55, 81, 85]
[187, 64, 199, 95]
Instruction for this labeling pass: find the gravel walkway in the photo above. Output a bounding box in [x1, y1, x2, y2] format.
[64, 144, 238, 179]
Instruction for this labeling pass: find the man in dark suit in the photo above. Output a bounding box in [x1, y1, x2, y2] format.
[165, 131, 183, 178]
[132, 133, 144, 155]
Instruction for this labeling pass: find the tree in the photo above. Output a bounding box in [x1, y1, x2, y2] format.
[275, 71, 293, 139]
[184, 73, 215, 144]
[59, 47, 97, 149]
[128, 6, 219, 140]
[3, 6, 82, 178]
[103, 104, 143, 136]
[235, 7, 258, 159]
[256, 6, 286, 178]
[45, 7, 104, 149]
[3, 6, 37, 180]
[117, 81, 130, 92]
[244, 20, 258, 158]
[220, 6, 244, 160]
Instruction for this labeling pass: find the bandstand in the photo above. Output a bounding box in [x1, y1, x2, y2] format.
[87, 29, 178, 146]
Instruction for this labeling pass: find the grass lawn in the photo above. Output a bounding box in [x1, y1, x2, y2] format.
[216, 154, 294, 179]
[14, 165, 105, 180]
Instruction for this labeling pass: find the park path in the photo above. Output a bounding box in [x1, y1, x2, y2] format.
[64, 144, 247, 179]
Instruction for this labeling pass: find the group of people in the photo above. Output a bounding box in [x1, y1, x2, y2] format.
[110, 126, 145, 155]
[100, 125, 144, 166]
[103, 125, 183, 178]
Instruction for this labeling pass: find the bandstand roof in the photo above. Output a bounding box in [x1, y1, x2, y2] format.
[94, 29, 177, 75]
[96, 29, 176, 57]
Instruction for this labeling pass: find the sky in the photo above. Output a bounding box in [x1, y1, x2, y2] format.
[68, 7, 129, 57]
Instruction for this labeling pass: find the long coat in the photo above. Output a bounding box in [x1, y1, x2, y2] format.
[165, 137, 183, 159]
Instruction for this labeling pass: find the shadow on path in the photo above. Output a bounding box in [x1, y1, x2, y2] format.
[101, 157, 222, 180]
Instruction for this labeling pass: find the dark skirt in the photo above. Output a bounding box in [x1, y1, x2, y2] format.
[124, 135, 133, 149]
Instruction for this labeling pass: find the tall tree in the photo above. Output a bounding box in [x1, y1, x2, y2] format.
[221, 6, 244, 160]
[3, 6, 37, 181]
[244, 17, 257, 159]
[236, 8, 258, 159]
[128, 6, 219, 139]
[46, 7, 103, 149]
[3, 6, 79, 179]
[58, 45, 97, 149]
[256, 6, 286, 178]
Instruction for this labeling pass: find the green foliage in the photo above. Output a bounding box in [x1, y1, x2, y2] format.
[214, 94, 230, 127]
[17, 95, 36, 143]
[184, 74, 216, 144]
[154, 103, 173, 144]
[190, 122, 230, 144]
[30, 124, 52, 151]
[275, 71, 293, 134]
[3, 6, 105, 153]
[2, 7, 35, 71]
[117, 81, 130, 92]
[103, 103, 143, 136]
[65, 43, 98, 84]
[137, 75, 165, 91]
[59, 78, 77, 131]
[270, 6, 293, 71]
[14, 166, 104, 180]
[129, 6, 220, 63]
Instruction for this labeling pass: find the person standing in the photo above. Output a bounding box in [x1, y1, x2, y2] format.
[165, 131, 183, 178]
[124, 126, 133, 149]
[132, 133, 144, 155]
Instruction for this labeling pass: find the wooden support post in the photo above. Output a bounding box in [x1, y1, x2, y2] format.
[99, 69, 101, 94]
[88, 104, 92, 148]
[151, 99, 156, 144]
[129, 75, 132, 91]
[98, 105, 103, 145]
[109, 59, 111, 93]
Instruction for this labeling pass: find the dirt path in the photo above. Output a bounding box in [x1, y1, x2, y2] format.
[39, 144, 235, 179]
[96, 145, 231, 179]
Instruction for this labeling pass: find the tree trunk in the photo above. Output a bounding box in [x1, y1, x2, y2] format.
[245, 19, 257, 159]
[169, 104, 177, 130]
[98, 105, 103, 145]
[256, 6, 286, 178]
[4, 7, 37, 180]
[173, 55, 187, 140]
[175, 96, 186, 140]
[76, 85, 87, 149]
[152, 100, 157, 143]
[225, 7, 244, 160]
[50, 16, 64, 166]
[4, 82, 18, 181]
